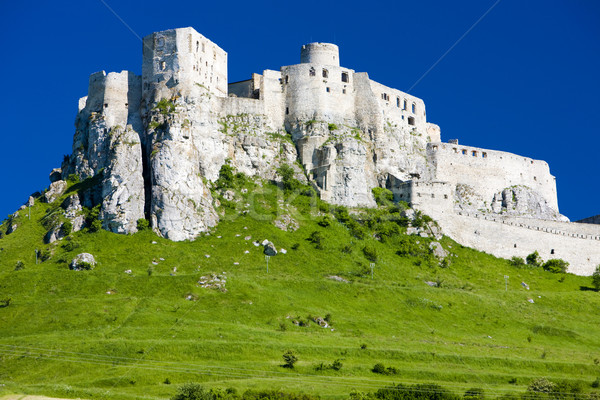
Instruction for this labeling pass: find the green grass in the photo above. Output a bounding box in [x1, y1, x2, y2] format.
[0, 179, 599, 400]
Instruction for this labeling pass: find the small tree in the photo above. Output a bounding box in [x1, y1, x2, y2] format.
[137, 218, 150, 231]
[592, 266, 600, 291]
[282, 350, 298, 368]
[171, 383, 213, 400]
[526, 251, 542, 267]
[542, 259, 569, 274]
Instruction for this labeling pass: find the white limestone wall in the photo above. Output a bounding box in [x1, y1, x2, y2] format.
[433, 212, 600, 276]
[300, 43, 340, 66]
[219, 97, 264, 118]
[368, 80, 427, 132]
[283, 63, 356, 126]
[142, 27, 227, 103]
[260, 70, 285, 130]
[428, 142, 559, 211]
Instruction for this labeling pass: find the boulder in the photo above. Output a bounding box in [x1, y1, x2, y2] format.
[27, 196, 35, 207]
[49, 168, 62, 183]
[44, 180, 67, 203]
[263, 240, 278, 256]
[429, 241, 448, 260]
[70, 253, 96, 270]
[6, 223, 17, 235]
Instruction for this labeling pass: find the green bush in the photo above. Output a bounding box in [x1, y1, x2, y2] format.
[464, 388, 485, 400]
[362, 245, 378, 262]
[67, 173, 80, 183]
[328, 123, 338, 131]
[526, 251, 542, 267]
[60, 220, 72, 236]
[282, 350, 298, 368]
[372, 187, 394, 207]
[317, 215, 332, 227]
[592, 266, 600, 291]
[14, 261, 24, 271]
[509, 256, 525, 267]
[137, 218, 150, 231]
[171, 383, 213, 400]
[308, 231, 324, 249]
[372, 363, 386, 374]
[156, 98, 175, 115]
[542, 259, 569, 274]
[374, 383, 458, 400]
[215, 164, 235, 189]
[277, 164, 301, 193]
[527, 378, 557, 394]
[89, 219, 102, 233]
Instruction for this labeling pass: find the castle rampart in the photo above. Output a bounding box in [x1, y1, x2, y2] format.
[300, 43, 340, 66]
[427, 142, 558, 212]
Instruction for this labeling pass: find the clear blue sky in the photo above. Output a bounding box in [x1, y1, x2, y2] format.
[1, 1, 598, 221]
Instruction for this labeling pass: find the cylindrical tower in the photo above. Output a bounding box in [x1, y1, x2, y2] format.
[300, 43, 339, 66]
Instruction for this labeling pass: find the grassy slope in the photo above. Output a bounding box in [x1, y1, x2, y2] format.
[0, 179, 599, 400]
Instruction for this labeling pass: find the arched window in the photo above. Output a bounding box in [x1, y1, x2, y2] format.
[309, 67, 316, 77]
[396, 97, 400, 108]
[322, 69, 328, 78]
[403, 99, 407, 110]
[412, 103, 416, 113]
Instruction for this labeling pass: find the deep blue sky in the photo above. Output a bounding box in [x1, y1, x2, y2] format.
[1, 1, 598, 221]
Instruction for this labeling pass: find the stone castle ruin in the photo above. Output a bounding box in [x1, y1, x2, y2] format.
[55, 27, 599, 275]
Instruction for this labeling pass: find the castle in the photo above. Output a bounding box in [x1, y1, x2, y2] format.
[57, 27, 599, 275]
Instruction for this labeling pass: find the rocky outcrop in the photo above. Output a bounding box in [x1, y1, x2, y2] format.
[43, 180, 67, 203]
[70, 253, 96, 270]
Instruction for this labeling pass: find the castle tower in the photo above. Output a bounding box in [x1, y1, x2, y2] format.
[142, 27, 227, 103]
[301, 43, 340, 66]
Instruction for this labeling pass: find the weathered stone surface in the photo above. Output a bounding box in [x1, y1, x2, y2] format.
[27, 196, 35, 207]
[70, 253, 96, 270]
[7, 223, 17, 235]
[44, 180, 67, 203]
[61, 194, 85, 233]
[49, 168, 62, 183]
[429, 241, 448, 260]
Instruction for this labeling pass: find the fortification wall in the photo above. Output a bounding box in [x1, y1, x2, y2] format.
[390, 180, 453, 213]
[260, 70, 285, 130]
[432, 211, 600, 276]
[428, 142, 558, 211]
[300, 43, 340, 66]
[368, 80, 427, 133]
[142, 27, 227, 103]
[283, 63, 356, 126]
[219, 97, 264, 117]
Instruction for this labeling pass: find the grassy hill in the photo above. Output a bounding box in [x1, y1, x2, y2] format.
[0, 173, 599, 400]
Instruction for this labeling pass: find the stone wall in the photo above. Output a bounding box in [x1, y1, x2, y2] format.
[432, 211, 600, 276]
[427, 142, 558, 212]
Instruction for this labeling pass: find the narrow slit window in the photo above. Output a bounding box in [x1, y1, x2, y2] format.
[322, 69, 328, 78]
[412, 103, 416, 113]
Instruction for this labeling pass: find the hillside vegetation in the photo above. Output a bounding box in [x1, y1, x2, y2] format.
[0, 170, 599, 400]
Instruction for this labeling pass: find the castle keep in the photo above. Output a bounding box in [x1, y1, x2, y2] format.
[59, 27, 599, 275]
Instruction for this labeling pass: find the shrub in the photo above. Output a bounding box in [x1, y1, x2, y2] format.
[14, 261, 24, 271]
[331, 359, 343, 371]
[39, 249, 51, 262]
[341, 244, 353, 254]
[362, 245, 378, 262]
[374, 383, 457, 400]
[60, 220, 72, 236]
[317, 216, 332, 227]
[333, 206, 351, 224]
[0, 298, 11, 308]
[171, 383, 213, 400]
[594, 267, 600, 291]
[464, 388, 485, 400]
[592, 378, 600, 388]
[89, 219, 102, 233]
[215, 164, 235, 189]
[277, 164, 302, 193]
[328, 123, 338, 131]
[137, 218, 150, 231]
[67, 173, 80, 183]
[372, 363, 386, 374]
[282, 350, 298, 368]
[372, 187, 394, 207]
[527, 378, 557, 394]
[542, 259, 569, 274]
[526, 251, 542, 267]
[308, 231, 324, 250]
[509, 256, 525, 267]
[291, 243, 300, 250]
[156, 98, 175, 115]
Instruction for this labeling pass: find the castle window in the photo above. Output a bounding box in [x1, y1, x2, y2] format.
[431, 194, 435, 198]
[202, 42, 205, 52]
[322, 69, 329, 78]
[286, 107, 289, 115]
[482, 152, 487, 158]
[160, 61, 166, 71]
[408, 116, 415, 126]
[453, 147, 458, 153]
[309, 67, 315, 77]
[403, 99, 407, 110]
[551, 249, 555, 254]
[285, 75, 289, 84]
[534, 176, 537, 181]
[196, 41, 199, 52]
[397, 97, 400, 107]
[326, 87, 331, 93]
[444, 194, 448, 199]
[432, 145, 438, 151]
[104, 103, 108, 108]
[412, 103, 416, 113]
[343, 89, 346, 94]
[514, 244, 517, 248]
[213, 51, 217, 60]
[125, 103, 128, 107]
[472, 151, 477, 156]
[462, 149, 467, 155]
[341, 72, 349, 82]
